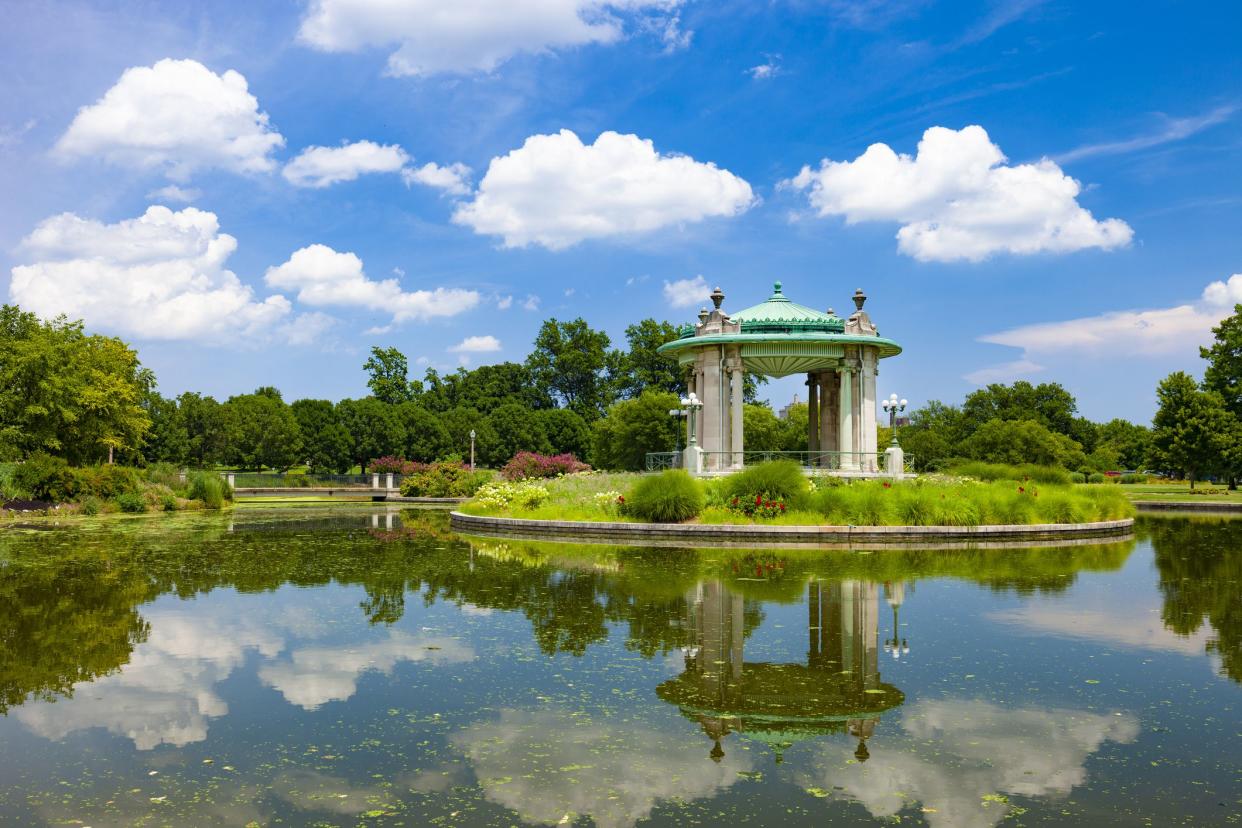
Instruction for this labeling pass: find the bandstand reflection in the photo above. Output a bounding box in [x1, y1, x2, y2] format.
[657, 578, 906, 764]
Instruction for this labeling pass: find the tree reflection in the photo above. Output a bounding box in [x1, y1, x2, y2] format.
[1150, 516, 1242, 682]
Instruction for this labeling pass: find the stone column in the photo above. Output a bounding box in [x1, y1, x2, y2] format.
[838, 363, 855, 470]
[385, 472, 394, 491]
[807, 372, 819, 454]
[371, 472, 380, 489]
[861, 350, 878, 471]
[819, 370, 838, 457]
[730, 364, 744, 467]
[699, 352, 723, 471]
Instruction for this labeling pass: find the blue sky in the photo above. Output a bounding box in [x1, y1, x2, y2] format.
[2, 0, 1239, 421]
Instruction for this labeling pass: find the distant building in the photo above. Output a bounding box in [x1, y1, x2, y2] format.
[778, 393, 801, 420]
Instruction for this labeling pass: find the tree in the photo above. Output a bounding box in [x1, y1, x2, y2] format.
[538, 408, 591, 459]
[337, 398, 405, 473]
[1096, 419, 1151, 470]
[896, 400, 970, 471]
[291, 399, 354, 474]
[176, 392, 232, 468]
[0, 305, 153, 464]
[960, 418, 1086, 468]
[777, 402, 809, 452]
[962, 381, 1079, 437]
[224, 390, 303, 470]
[526, 318, 613, 420]
[1150, 372, 1235, 487]
[395, 403, 450, 462]
[590, 391, 680, 470]
[486, 402, 553, 465]
[440, 406, 500, 465]
[742, 404, 783, 452]
[141, 392, 187, 465]
[611, 319, 684, 399]
[363, 346, 412, 405]
[1202, 304, 1242, 417]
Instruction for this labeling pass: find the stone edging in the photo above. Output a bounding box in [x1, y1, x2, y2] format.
[1134, 500, 1242, 513]
[449, 511, 1134, 547]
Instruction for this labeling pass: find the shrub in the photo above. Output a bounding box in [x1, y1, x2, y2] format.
[161, 495, 178, 512]
[145, 462, 184, 489]
[12, 453, 78, 502]
[622, 470, 704, 523]
[1120, 473, 1147, 484]
[400, 461, 489, 497]
[949, 461, 1072, 486]
[473, 479, 551, 510]
[115, 492, 147, 513]
[80, 496, 102, 516]
[74, 465, 142, 499]
[719, 460, 810, 506]
[0, 463, 15, 500]
[501, 451, 591, 481]
[369, 456, 423, 475]
[1088, 472, 1106, 484]
[188, 472, 230, 509]
[1069, 472, 1086, 483]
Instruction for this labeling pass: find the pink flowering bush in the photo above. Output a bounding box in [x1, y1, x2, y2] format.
[500, 452, 591, 481]
[368, 456, 425, 475]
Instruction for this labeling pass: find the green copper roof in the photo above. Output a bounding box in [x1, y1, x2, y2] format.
[730, 281, 843, 330]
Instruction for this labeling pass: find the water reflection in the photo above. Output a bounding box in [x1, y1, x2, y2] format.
[658, 579, 903, 764]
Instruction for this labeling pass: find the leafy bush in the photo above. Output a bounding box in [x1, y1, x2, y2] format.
[80, 496, 102, 516]
[0, 462, 15, 500]
[1087, 472, 1106, 484]
[719, 460, 810, 505]
[949, 461, 1072, 486]
[12, 453, 78, 502]
[369, 456, 423, 475]
[473, 479, 551, 510]
[622, 470, 704, 523]
[115, 492, 147, 513]
[1120, 473, 1147, 484]
[1069, 472, 1086, 483]
[501, 451, 591, 480]
[161, 495, 178, 512]
[188, 472, 230, 509]
[145, 462, 184, 489]
[399, 461, 489, 497]
[74, 465, 142, 499]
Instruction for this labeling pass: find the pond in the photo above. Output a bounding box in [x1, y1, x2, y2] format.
[0, 508, 1239, 826]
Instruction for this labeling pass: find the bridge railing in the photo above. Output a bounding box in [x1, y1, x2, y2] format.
[643, 451, 914, 474]
[229, 473, 386, 488]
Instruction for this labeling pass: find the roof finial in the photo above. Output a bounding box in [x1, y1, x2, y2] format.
[698, 307, 710, 323]
[711, 286, 725, 310]
[773, 280, 783, 295]
[853, 288, 867, 312]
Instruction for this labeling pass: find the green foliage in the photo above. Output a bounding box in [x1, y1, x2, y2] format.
[174, 392, 232, 468]
[79, 496, 101, 516]
[622, 470, 705, 522]
[1088, 472, 1106, 483]
[1201, 303, 1242, 417]
[187, 471, 229, 509]
[473, 479, 551, 510]
[526, 317, 613, 421]
[336, 397, 405, 472]
[1150, 371, 1237, 485]
[398, 462, 490, 497]
[590, 391, 680, 471]
[960, 418, 1086, 468]
[719, 460, 810, 505]
[610, 319, 685, 399]
[140, 392, 186, 465]
[1096, 419, 1152, 470]
[224, 389, 303, 471]
[396, 403, 450, 462]
[486, 402, 553, 465]
[292, 399, 354, 474]
[741, 404, 784, 452]
[73, 465, 142, 499]
[114, 492, 147, 513]
[12, 453, 77, 502]
[364, 346, 413, 404]
[962, 380, 1079, 437]
[538, 408, 590, 459]
[1069, 472, 1086, 483]
[1120, 473, 1147, 484]
[948, 461, 1073, 485]
[0, 305, 153, 464]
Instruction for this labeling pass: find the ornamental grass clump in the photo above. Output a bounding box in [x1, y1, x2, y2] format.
[187, 471, 230, 510]
[622, 470, 705, 523]
[500, 452, 591, 481]
[720, 460, 810, 506]
[949, 461, 1072, 486]
[400, 461, 490, 497]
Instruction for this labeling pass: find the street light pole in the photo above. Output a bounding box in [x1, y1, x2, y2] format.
[881, 393, 907, 446]
[469, 429, 476, 472]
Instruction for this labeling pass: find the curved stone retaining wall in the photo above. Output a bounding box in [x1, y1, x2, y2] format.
[450, 511, 1134, 548]
[1134, 501, 1242, 513]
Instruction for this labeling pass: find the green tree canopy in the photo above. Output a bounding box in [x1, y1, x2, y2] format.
[962, 381, 1079, 437]
[224, 390, 303, 471]
[291, 399, 354, 474]
[1150, 371, 1235, 486]
[486, 402, 553, 465]
[742, 403, 783, 452]
[364, 346, 413, 405]
[1096, 418, 1151, 470]
[960, 418, 1086, 468]
[175, 392, 232, 469]
[538, 408, 591, 460]
[337, 397, 405, 473]
[590, 391, 680, 470]
[526, 318, 613, 420]
[395, 402, 450, 462]
[611, 319, 684, 399]
[1202, 303, 1242, 417]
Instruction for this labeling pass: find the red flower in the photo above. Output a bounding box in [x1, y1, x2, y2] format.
[1018, 486, 1025, 493]
[755, 494, 763, 505]
[779, 503, 786, 512]
[617, 495, 625, 503]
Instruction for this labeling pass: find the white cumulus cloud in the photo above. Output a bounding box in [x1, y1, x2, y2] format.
[448, 335, 502, 353]
[298, 0, 685, 77]
[401, 161, 473, 195]
[453, 129, 754, 250]
[785, 125, 1133, 262]
[963, 358, 1046, 385]
[662, 274, 710, 308]
[55, 58, 284, 180]
[9, 206, 291, 342]
[283, 140, 409, 187]
[147, 184, 201, 203]
[265, 243, 480, 324]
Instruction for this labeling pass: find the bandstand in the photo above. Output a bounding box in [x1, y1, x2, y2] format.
[655, 282, 903, 475]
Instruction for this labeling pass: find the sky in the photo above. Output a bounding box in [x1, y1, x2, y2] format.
[2, 0, 1239, 422]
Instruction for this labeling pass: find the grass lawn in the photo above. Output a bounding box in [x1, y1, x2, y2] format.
[1112, 482, 1242, 503]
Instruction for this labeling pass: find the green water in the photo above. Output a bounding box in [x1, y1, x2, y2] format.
[0, 509, 1238, 826]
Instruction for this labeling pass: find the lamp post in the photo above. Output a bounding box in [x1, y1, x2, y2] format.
[668, 408, 688, 457]
[679, 392, 704, 475]
[469, 429, 476, 472]
[680, 392, 703, 446]
[881, 393, 907, 446]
